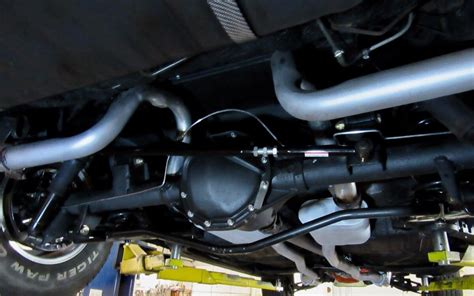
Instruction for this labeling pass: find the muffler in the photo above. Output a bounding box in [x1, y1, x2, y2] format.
[0, 87, 191, 173]
[271, 49, 474, 121]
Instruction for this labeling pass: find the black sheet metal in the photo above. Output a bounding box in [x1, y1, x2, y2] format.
[0, 0, 231, 108]
[0, 0, 362, 109]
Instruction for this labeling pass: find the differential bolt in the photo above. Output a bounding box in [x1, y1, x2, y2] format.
[248, 204, 255, 212]
[204, 220, 211, 227]
[80, 225, 90, 235]
[180, 192, 187, 199]
[355, 138, 374, 162]
[187, 211, 194, 218]
[376, 114, 382, 123]
[133, 158, 144, 166]
[335, 121, 345, 131]
[227, 219, 234, 226]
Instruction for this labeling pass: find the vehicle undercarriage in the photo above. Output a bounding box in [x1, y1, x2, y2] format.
[0, 0, 474, 295]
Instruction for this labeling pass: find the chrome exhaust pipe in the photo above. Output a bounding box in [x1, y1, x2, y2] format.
[0, 87, 191, 173]
[271, 49, 474, 121]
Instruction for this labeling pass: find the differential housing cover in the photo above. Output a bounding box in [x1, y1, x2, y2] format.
[181, 156, 263, 229]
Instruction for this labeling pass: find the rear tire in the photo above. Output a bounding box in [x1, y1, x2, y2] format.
[0, 174, 111, 296]
[0, 228, 111, 296]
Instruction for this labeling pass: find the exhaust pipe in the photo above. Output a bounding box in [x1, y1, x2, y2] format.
[0, 87, 191, 173]
[322, 245, 388, 286]
[271, 49, 474, 121]
[422, 96, 474, 144]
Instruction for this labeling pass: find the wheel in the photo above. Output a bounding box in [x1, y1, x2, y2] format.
[0, 173, 111, 296]
[0, 232, 111, 296]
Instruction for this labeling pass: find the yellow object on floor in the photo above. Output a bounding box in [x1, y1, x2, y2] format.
[423, 245, 474, 291]
[119, 243, 277, 291]
[420, 275, 474, 292]
[428, 244, 474, 267]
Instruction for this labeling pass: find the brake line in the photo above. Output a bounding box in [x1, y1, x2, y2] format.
[178, 108, 285, 147]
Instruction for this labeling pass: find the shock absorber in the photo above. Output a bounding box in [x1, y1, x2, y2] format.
[26, 159, 84, 242]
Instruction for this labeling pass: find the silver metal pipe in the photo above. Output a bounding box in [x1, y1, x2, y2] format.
[271, 48, 474, 121]
[329, 182, 358, 203]
[0, 87, 191, 172]
[143, 89, 191, 175]
[287, 236, 323, 256]
[432, 230, 451, 265]
[322, 245, 389, 286]
[170, 244, 182, 260]
[272, 243, 319, 286]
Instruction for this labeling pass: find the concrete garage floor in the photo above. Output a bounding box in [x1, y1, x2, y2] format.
[298, 268, 474, 296]
[132, 263, 474, 296]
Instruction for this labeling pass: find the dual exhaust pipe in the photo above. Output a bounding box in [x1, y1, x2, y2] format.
[1, 49, 473, 171]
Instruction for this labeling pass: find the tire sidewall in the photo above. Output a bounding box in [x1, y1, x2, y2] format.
[0, 177, 111, 296]
[0, 228, 111, 296]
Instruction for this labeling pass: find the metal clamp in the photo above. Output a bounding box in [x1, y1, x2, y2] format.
[253, 146, 278, 158]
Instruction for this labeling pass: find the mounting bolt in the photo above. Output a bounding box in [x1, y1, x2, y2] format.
[376, 114, 382, 124]
[80, 225, 90, 235]
[261, 157, 268, 164]
[180, 192, 187, 199]
[133, 158, 144, 166]
[227, 219, 234, 226]
[248, 204, 255, 212]
[187, 211, 194, 218]
[355, 138, 373, 162]
[334, 49, 344, 58]
[261, 181, 269, 190]
[335, 121, 345, 131]
[204, 220, 211, 227]
[362, 49, 370, 60]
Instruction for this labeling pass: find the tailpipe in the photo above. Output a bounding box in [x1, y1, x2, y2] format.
[271, 49, 474, 121]
[0, 87, 191, 173]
